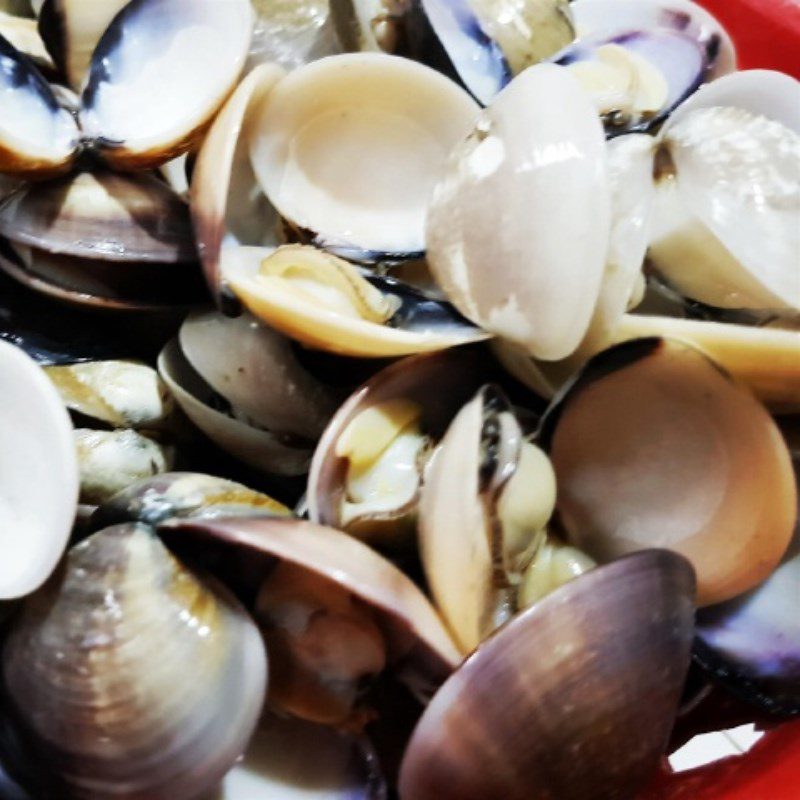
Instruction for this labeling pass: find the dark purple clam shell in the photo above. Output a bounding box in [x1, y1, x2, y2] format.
[694, 537, 800, 717]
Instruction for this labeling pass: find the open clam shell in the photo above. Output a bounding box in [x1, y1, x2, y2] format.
[158, 338, 315, 476]
[223, 244, 488, 358]
[0, 340, 77, 599]
[650, 69, 800, 314]
[398, 550, 696, 800]
[248, 53, 479, 262]
[308, 347, 487, 544]
[541, 338, 797, 606]
[556, 0, 735, 134]
[2, 522, 268, 799]
[0, 0, 253, 176]
[0, 170, 207, 310]
[160, 517, 462, 721]
[418, 385, 560, 653]
[217, 712, 387, 799]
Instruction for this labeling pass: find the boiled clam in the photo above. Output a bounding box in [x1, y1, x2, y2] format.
[331, 0, 576, 104]
[161, 516, 461, 727]
[159, 311, 339, 475]
[559, 0, 735, 134]
[0, 170, 205, 311]
[308, 347, 487, 545]
[541, 338, 797, 606]
[399, 550, 696, 800]
[426, 62, 610, 361]
[0, 0, 253, 175]
[2, 522, 267, 799]
[0, 339, 77, 599]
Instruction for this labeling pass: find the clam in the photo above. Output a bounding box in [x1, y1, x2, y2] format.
[557, 0, 735, 134]
[45, 359, 173, 429]
[159, 311, 339, 475]
[331, 0, 576, 104]
[0, 0, 253, 176]
[191, 62, 286, 312]
[541, 338, 797, 606]
[398, 550, 696, 800]
[37, 0, 129, 89]
[485, 70, 800, 409]
[74, 428, 173, 505]
[308, 347, 487, 546]
[0, 170, 205, 311]
[224, 245, 488, 358]
[161, 516, 461, 727]
[418, 385, 588, 652]
[193, 54, 488, 357]
[247, 53, 479, 262]
[426, 62, 611, 361]
[0, 340, 77, 600]
[90, 471, 290, 532]
[2, 522, 268, 799]
[649, 69, 800, 314]
[0, 266, 181, 365]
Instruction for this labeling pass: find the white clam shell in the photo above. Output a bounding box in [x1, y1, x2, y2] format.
[0, 340, 78, 599]
[426, 63, 611, 361]
[652, 70, 800, 312]
[248, 52, 480, 259]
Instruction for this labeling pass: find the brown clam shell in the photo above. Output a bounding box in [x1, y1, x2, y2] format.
[398, 550, 696, 800]
[161, 517, 462, 695]
[541, 337, 797, 606]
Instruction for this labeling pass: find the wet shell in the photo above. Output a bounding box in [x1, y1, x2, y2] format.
[2, 523, 267, 800]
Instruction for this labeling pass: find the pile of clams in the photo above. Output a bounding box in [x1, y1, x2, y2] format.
[0, 0, 798, 797]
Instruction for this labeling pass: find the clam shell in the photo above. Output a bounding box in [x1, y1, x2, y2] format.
[190, 63, 286, 309]
[542, 338, 797, 606]
[0, 340, 77, 599]
[90, 472, 290, 532]
[223, 245, 488, 358]
[0, 171, 197, 263]
[158, 338, 315, 475]
[179, 311, 337, 440]
[308, 347, 487, 541]
[161, 517, 462, 700]
[217, 712, 386, 799]
[79, 0, 254, 170]
[426, 63, 610, 361]
[2, 522, 268, 800]
[0, 30, 78, 175]
[651, 70, 800, 313]
[248, 53, 479, 261]
[398, 550, 696, 800]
